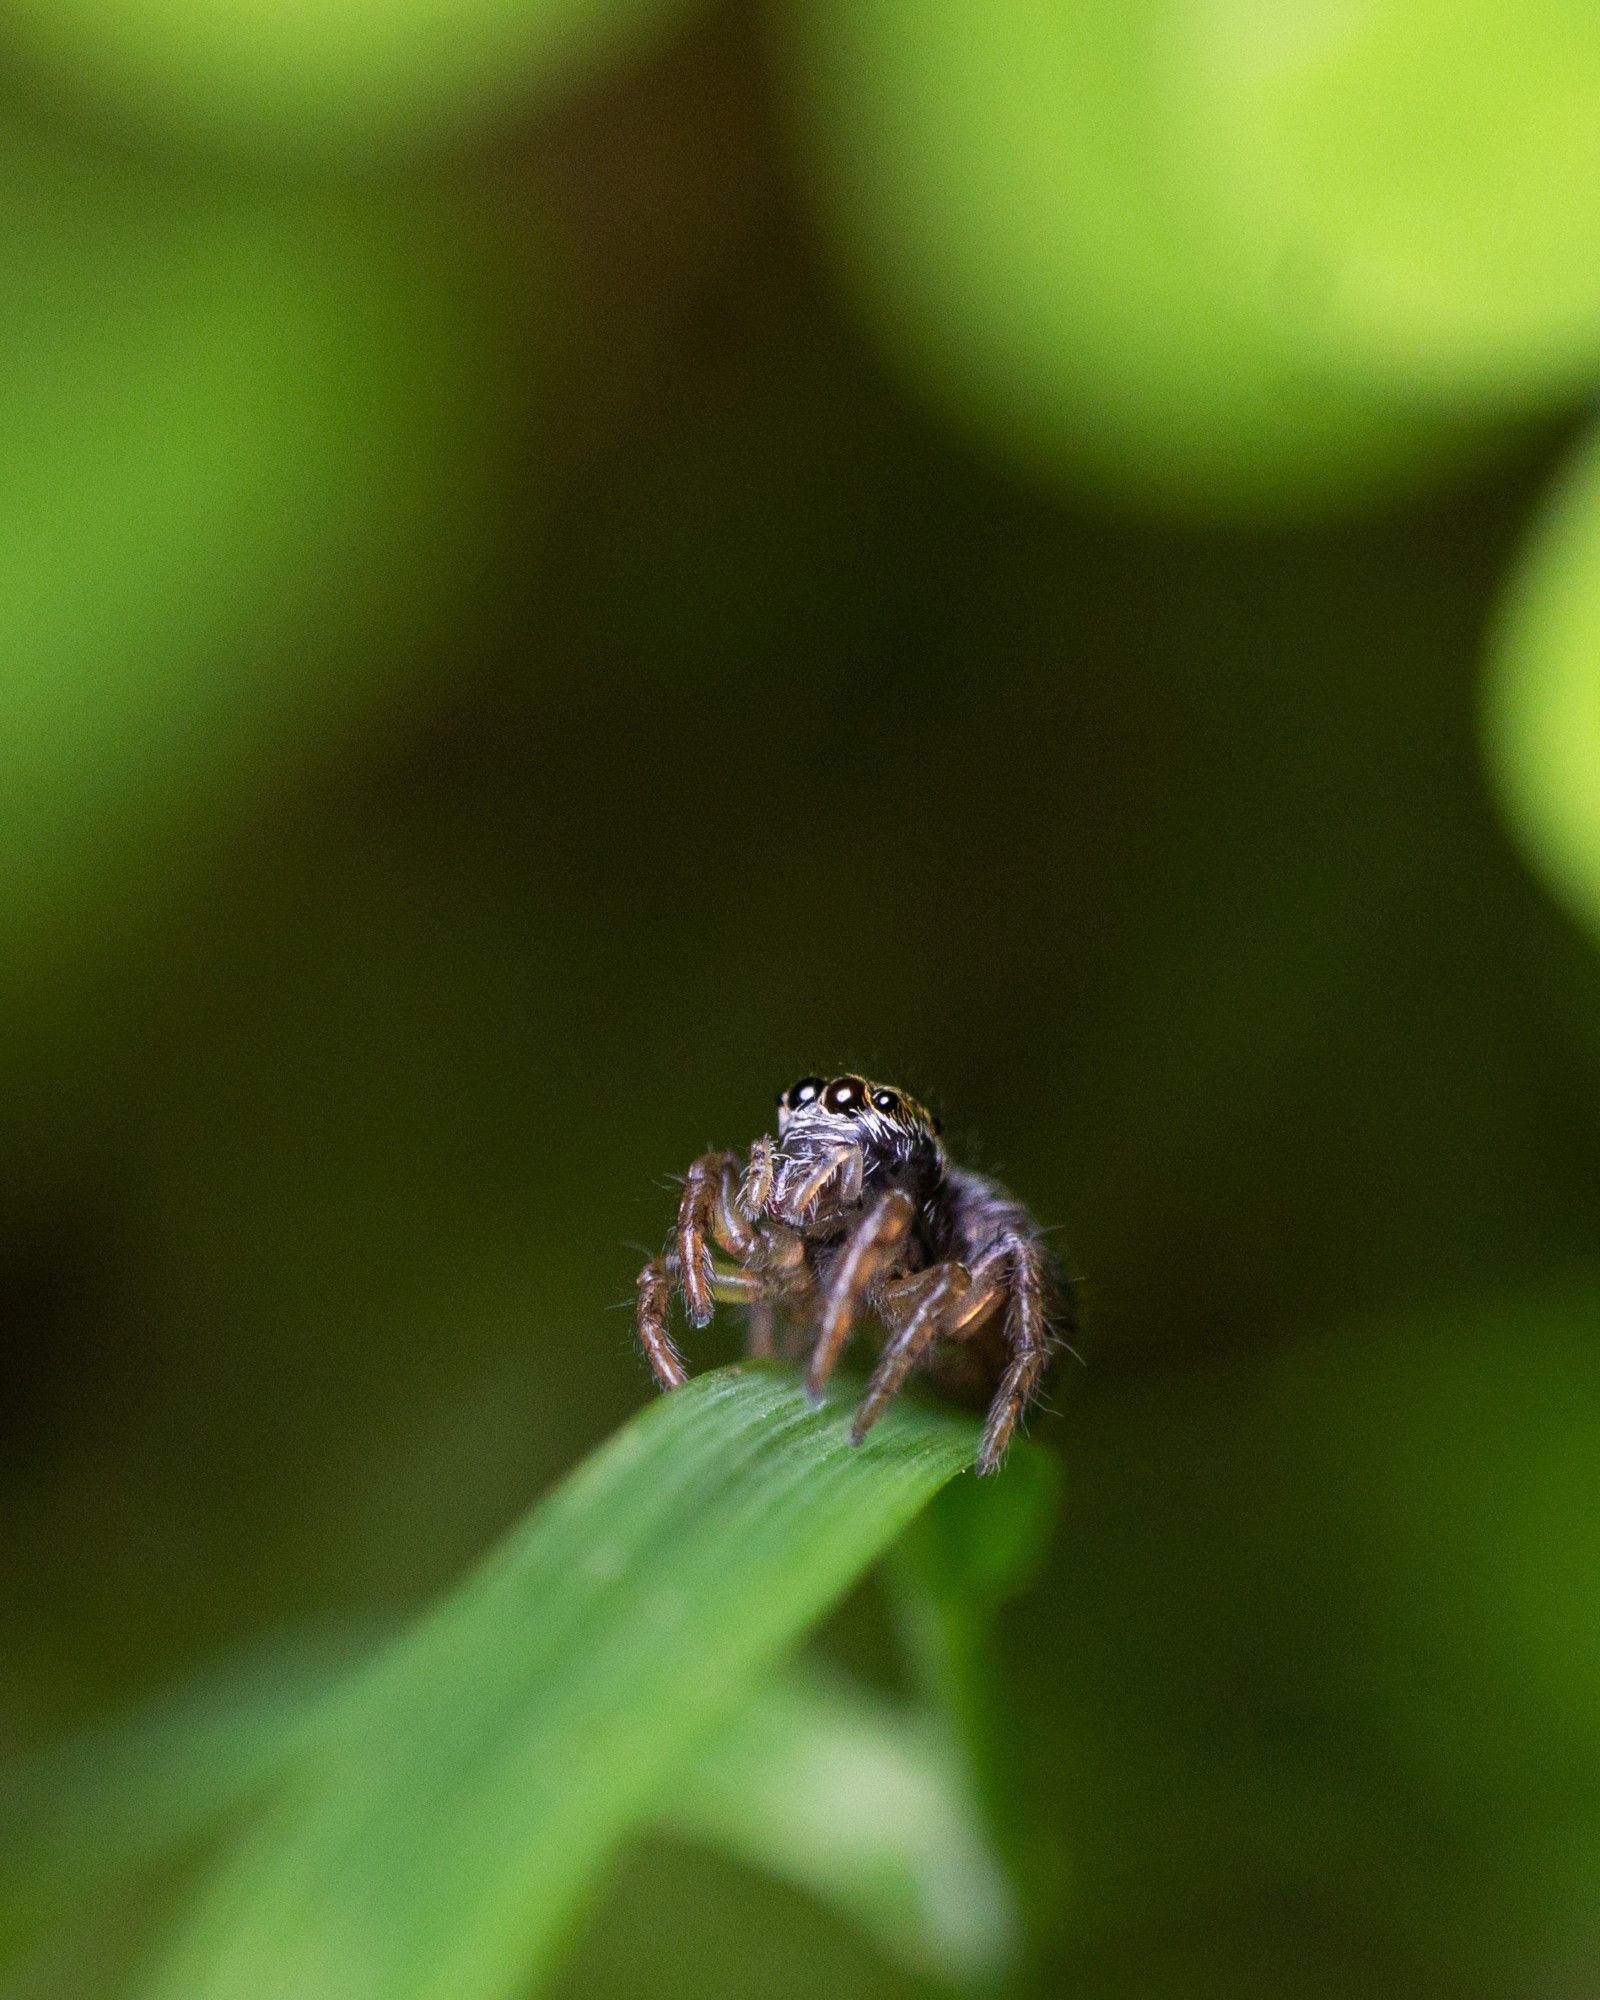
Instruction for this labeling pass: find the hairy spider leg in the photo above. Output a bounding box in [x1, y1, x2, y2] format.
[805, 1188, 916, 1400]
[634, 1258, 687, 1390]
[634, 1246, 767, 1390]
[713, 1157, 761, 1258]
[677, 1151, 758, 1327]
[849, 1239, 1014, 1444]
[849, 1264, 967, 1443]
[975, 1235, 1054, 1476]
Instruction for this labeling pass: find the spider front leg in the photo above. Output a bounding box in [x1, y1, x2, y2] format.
[634, 1248, 766, 1391]
[805, 1189, 916, 1400]
[676, 1150, 761, 1328]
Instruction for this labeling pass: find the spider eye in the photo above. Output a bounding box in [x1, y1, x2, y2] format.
[825, 1076, 866, 1114]
[784, 1076, 824, 1112]
[872, 1089, 902, 1115]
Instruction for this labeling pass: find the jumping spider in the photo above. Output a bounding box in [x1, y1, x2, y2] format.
[635, 1075, 1072, 1475]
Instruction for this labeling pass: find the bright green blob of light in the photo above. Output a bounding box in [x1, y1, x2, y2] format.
[1160, 0, 1600, 404]
[1485, 421, 1600, 944]
[0, 0, 700, 158]
[785, 0, 1480, 523]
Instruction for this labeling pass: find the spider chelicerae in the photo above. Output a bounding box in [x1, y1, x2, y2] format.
[635, 1075, 1073, 1474]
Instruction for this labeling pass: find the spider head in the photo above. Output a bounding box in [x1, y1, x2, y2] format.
[775, 1074, 944, 1173]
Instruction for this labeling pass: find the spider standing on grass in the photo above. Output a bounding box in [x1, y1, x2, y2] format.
[635, 1076, 1073, 1475]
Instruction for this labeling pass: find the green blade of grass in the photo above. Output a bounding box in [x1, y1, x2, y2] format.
[0, 1646, 1019, 1993]
[140, 1364, 984, 2000]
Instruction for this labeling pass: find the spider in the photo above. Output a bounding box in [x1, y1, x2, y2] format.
[635, 1075, 1072, 1475]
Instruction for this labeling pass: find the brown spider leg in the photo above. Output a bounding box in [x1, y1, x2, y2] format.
[847, 1240, 1010, 1440]
[938, 1239, 1012, 1336]
[746, 1296, 776, 1358]
[873, 1261, 949, 1331]
[676, 1151, 747, 1328]
[706, 1263, 763, 1299]
[635, 1257, 688, 1390]
[976, 1240, 1052, 1476]
[806, 1188, 916, 1400]
[850, 1264, 968, 1444]
[701, 1160, 794, 1356]
[712, 1157, 761, 1259]
[635, 1250, 766, 1391]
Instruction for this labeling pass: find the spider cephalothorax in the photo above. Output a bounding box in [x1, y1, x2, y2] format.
[634, 1075, 1071, 1474]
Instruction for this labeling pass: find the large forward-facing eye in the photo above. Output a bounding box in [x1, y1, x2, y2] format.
[824, 1076, 866, 1114]
[782, 1076, 825, 1114]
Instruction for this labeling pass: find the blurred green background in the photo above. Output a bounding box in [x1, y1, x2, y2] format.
[3, 0, 1600, 1994]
